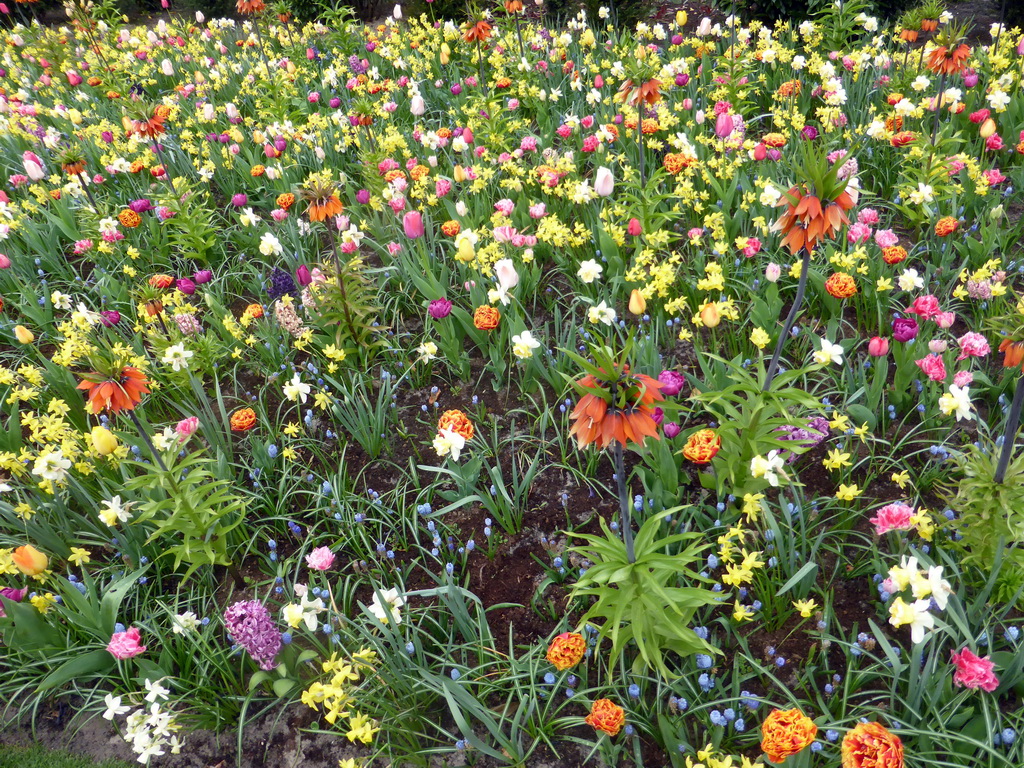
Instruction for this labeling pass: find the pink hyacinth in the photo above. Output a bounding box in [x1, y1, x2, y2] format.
[107, 627, 147, 659]
[950, 648, 999, 692]
[306, 546, 335, 571]
[870, 503, 914, 535]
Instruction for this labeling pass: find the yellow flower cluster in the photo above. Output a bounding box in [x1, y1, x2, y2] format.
[301, 649, 379, 743]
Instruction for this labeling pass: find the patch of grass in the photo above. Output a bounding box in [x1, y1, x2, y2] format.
[0, 744, 133, 768]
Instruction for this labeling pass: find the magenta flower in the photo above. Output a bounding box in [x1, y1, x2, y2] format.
[175, 278, 196, 295]
[950, 648, 999, 692]
[107, 627, 147, 659]
[305, 546, 335, 571]
[100, 310, 121, 326]
[429, 299, 452, 319]
[892, 317, 919, 343]
[193, 270, 213, 284]
[658, 370, 685, 397]
[0, 587, 27, 618]
[231, 193, 248, 207]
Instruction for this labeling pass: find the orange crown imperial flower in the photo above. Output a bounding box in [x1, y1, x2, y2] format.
[927, 43, 971, 76]
[760, 707, 818, 764]
[585, 698, 625, 737]
[301, 179, 344, 223]
[841, 722, 904, 768]
[569, 364, 664, 450]
[77, 366, 150, 415]
[437, 409, 474, 441]
[773, 185, 854, 255]
[682, 429, 721, 464]
[463, 20, 492, 42]
[998, 339, 1024, 369]
[546, 632, 586, 670]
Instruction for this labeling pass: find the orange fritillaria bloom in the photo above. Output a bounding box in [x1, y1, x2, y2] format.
[463, 20, 492, 43]
[307, 194, 343, 222]
[122, 105, 169, 139]
[615, 78, 663, 107]
[927, 43, 971, 76]
[236, 0, 266, 14]
[773, 186, 855, 255]
[999, 339, 1024, 369]
[77, 367, 150, 415]
[569, 369, 664, 450]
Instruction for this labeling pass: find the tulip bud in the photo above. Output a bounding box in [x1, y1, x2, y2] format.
[628, 289, 646, 315]
[410, 94, 425, 116]
[929, 340, 948, 354]
[14, 325, 34, 344]
[715, 112, 735, 139]
[980, 118, 996, 138]
[765, 263, 781, 283]
[695, 109, 705, 125]
[627, 218, 642, 236]
[867, 336, 890, 356]
[12, 544, 48, 576]
[440, 43, 451, 65]
[676, 10, 688, 26]
[0, 253, 10, 269]
[455, 200, 468, 216]
[296, 265, 312, 287]
[91, 426, 119, 456]
[700, 303, 721, 328]
[393, 4, 402, 19]
[663, 422, 681, 438]
[594, 166, 614, 197]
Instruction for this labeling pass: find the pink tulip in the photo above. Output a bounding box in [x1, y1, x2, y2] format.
[868, 337, 890, 357]
[714, 112, 734, 139]
[403, 210, 424, 238]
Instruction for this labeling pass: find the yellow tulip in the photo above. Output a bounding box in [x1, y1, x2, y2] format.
[453, 165, 467, 182]
[13, 544, 48, 576]
[440, 43, 451, 65]
[676, 11, 688, 26]
[14, 325, 34, 344]
[700, 303, 721, 328]
[68, 109, 83, 125]
[979, 118, 996, 138]
[628, 289, 646, 315]
[91, 426, 119, 456]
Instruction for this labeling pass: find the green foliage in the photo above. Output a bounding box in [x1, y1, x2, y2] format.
[0, 745, 133, 768]
[313, 256, 386, 356]
[944, 438, 1024, 601]
[688, 353, 822, 497]
[125, 450, 247, 582]
[568, 510, 720, 679]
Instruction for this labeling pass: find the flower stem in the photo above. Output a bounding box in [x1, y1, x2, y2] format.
[612, 440, 635, 564]
[128, 410, 168, 472]
[637, 106, 645, 187]
[764, 247, 811, 390]
[994, 373, 1024, 484]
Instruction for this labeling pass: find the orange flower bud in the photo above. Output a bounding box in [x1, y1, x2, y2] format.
[13, 544, 48, 576]
[628, 289, 646, 315]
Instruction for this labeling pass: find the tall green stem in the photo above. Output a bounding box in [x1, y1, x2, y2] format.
[764, 247, 811, 390]
[612, 440, 635, 564]
[994, 374, 1024, 484]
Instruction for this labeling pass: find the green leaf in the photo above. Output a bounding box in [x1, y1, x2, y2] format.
[777, 561, 818, 596]
[38, 649, 115, 692]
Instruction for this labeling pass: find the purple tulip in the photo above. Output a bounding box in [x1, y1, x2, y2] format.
[658, 370, 685, 397]
[193, 270, 213, 284]
[663, 422, 681, 438]
[356, 189, 370, 205]
[176, 278, 196, 295]
[100, 310, 121, 326]
[129, 198, 153, 213]
[101, 130, 114, 144]
[801, 126, 819, 141]
[274, 137, 288, 152]
[674, 72, 688, 86]
[672, 35, 684, 46]
[892, 317, 920, 343]
[296, 264, 312, 287]
[329, 97, 341, 108]
[451, 84, 462, 96]
[403, 210, 424, 239]
[651, 407, 664, 425]
[0, 587, 27, 617]
[231, 193, 248, 207]
[428, 298, 452, 319]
